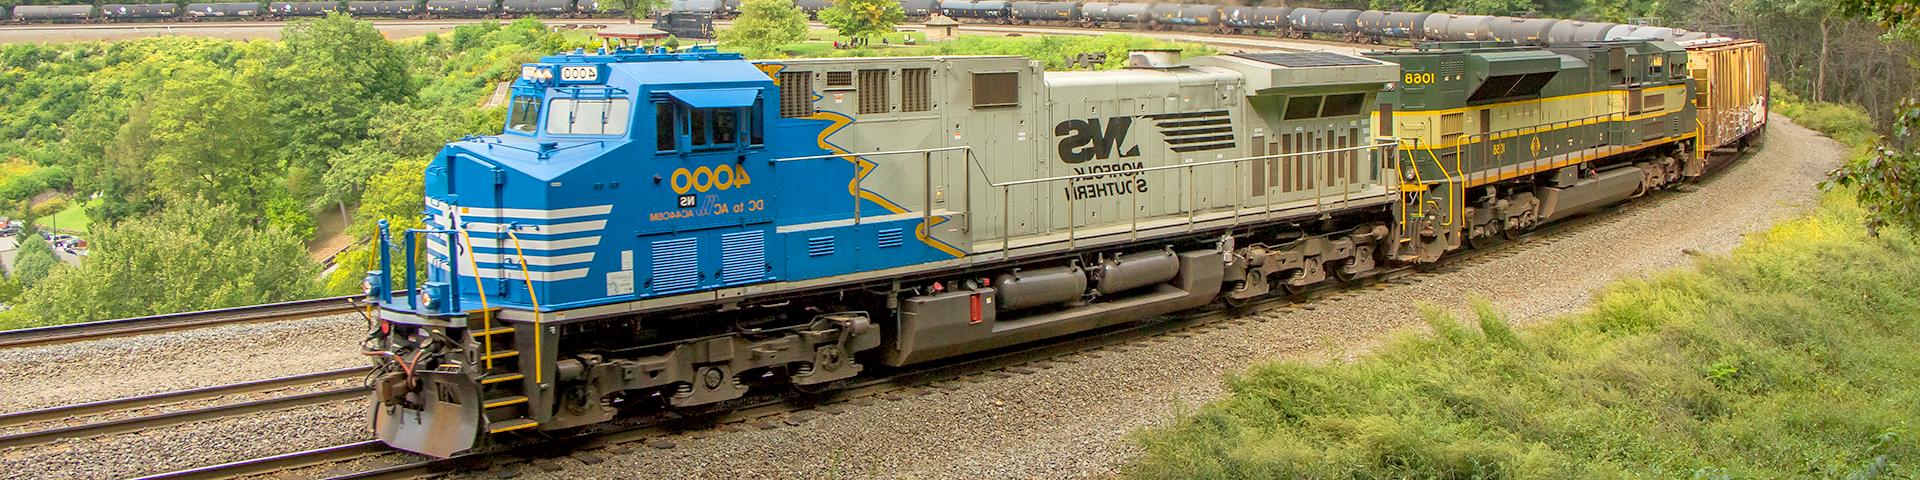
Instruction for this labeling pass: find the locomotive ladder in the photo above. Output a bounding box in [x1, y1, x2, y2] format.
[455, 230, 539, 435]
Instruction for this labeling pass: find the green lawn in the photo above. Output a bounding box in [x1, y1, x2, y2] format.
[45, 198, 93, 233]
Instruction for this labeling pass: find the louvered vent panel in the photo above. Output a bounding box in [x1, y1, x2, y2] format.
[826, 71, 854, 88]
[650, 238, 700, 293]
[720, 230, 766, 284]
[858, 69, 889, 114]
[779, 72, 815, 118]
[807, 236, 835, 257]
[877, 228, 903, 248]
[902, 68, 931, 112]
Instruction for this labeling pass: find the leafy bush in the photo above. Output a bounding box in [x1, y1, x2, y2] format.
[11, 233, 60, 289]
[1128, 195, 1920, 478]
[12, 199, 321, 326]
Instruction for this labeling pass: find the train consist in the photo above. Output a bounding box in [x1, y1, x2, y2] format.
[5, 0, 613, 22]
[357, 10, 1767, 455]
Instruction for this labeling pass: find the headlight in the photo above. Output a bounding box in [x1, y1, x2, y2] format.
[419, 288, 435, 308]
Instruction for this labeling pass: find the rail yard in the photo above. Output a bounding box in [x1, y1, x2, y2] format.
[0, 10, 1835, 480]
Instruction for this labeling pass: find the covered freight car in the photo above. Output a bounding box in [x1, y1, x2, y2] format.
[1684, 37, 1769, 158]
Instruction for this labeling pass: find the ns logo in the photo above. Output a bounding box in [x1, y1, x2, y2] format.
[1055, 117, 1141, 164]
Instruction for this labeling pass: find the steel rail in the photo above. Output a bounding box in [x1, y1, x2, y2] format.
[0, 386, 370, 449]
[0, 367, 371, 429]
[0, 295, 363, 349]
[130, 440, 396, 480]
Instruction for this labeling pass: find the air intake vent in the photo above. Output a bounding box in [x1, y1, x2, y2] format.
[877, 228, 903, 248]
[720, 230, 766, 284]
[807, 236, 836, 257]
[650, 238, 699, 293]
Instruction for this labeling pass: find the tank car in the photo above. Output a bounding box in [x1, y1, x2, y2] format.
[1222, 6, 1288, 32]
[899, 0, 940, 18]
[421, 0, 493, 16]
[1147, 3, 1219, 28]
[501, 0, 570, 16]
[181, 3, 258, 18]
[666, 0, 723, 14]
[271, 1, 342, 17]
[1490, 17, 1559, 45]
[1362, 11, 1428, 40]
[940, 0, 1009, 20]
[1080, 2, 1146, 25]
[99, 3, 178, 20]
[12, 5, 93, 22]
[1010, 1, 1081, 24]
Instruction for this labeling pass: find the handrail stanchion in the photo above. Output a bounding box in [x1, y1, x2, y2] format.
[1185, 165, 1197, 231]
[922, 150, 934, 225]
[1066, 177, 1077, 250]
[851, 155, 862, 223]
[1232, 161, 1242, 228]
[403, 232, 418, 311]
[377, 220, 392, 303]
[1002, 187, 1012, 260]
[1130, 168, 1140, 241]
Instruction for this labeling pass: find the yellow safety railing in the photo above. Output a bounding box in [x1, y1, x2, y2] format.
[505, 230, 543, 384]
[456, 230, 495, 371]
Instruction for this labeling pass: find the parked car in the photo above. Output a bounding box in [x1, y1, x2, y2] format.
[0, 224, 18, 237]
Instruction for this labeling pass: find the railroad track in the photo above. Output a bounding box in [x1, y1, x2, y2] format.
[130, 187, 1653, 480]
[0, 367, 372, 450]
[0, 295, 363, 349]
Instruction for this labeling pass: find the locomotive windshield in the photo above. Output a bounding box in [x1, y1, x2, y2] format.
[507, 95, 541, 133]
[546, 98, 632, 136]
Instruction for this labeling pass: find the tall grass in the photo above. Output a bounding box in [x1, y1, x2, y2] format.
[1126, 193, 1920, 478]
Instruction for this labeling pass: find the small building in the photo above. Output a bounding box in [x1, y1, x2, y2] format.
[595, 24, 671, 47]
[924, 14, 960, 41]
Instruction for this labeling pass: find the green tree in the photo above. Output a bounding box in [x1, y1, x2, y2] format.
[820, 0, 906, 47]
[11, 233, 60, 289]
[323, 157, 431, 294]
[17, 199, 321, 325]
[720, 0, 809, 54]
[254, 13, 415, 176]
[142, 63, 281, 213]
[615, 0, 669, 24]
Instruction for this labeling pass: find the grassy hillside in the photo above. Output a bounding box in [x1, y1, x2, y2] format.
[1127, 99, 1920, 477]
[1129, 193, 1918, 478]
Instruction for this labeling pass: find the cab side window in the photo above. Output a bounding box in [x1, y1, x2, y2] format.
[653, 101, 764, 153]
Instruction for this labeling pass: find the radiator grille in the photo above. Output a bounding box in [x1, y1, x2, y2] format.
[650, 238, 699, 293]
[807, 236, 835, 257]
[877, 228, 903, 248]
[902, 68, 931, 112]
[720, 230, 765, 284]
[779, 72, 814, 118]
[858, 69, 889, 114]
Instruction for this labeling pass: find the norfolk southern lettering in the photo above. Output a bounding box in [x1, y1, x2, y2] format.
[1065, 161, 1149, 199]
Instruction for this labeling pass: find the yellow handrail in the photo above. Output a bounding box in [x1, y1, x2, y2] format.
[505, 230, 543, 384]
[456, 230, 495, 370]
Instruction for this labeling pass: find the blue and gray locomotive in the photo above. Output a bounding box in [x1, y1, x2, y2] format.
[365, 31, 1760, 455]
